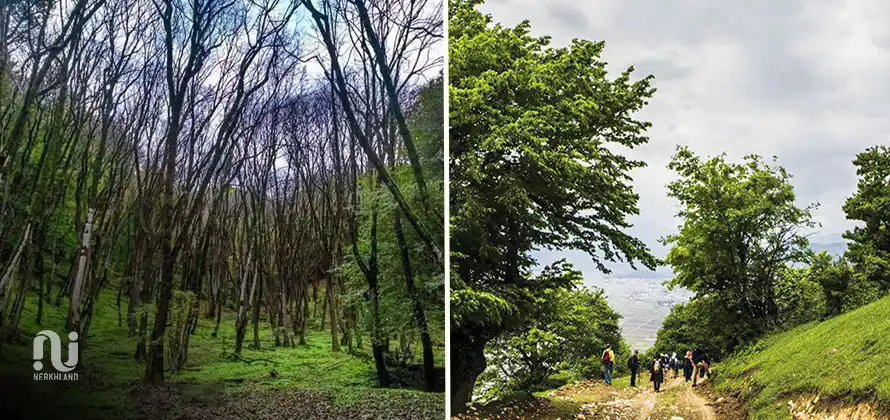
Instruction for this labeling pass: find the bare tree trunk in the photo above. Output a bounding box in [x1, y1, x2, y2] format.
[395, 210, 436, 391]
[211, 287, 223, 338]
[68, 208, 94, 334]
[327, 274, 340, 352]
[299, 289, 308, 345]
[0, 225, 30, 297]
[251, 272, 262, 350]
[3, 234, 38, 340]
[127, 230, 146, 336]
[234, 254, 253, 356]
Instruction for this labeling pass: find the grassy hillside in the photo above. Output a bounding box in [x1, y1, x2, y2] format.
[0, 291, 444, 419]
[711, 295, 890, 419]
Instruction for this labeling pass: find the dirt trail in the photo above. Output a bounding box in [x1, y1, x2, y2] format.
[456, 372, 733, 419]
[569, 374, 722, 420]
[669, 376, 716, 420]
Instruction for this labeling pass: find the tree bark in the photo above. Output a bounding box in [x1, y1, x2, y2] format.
[68, 208, 94, 333]
[327, 275, 340, 352]
[451, 331, 490, 413]
[0, 224, 30, 297]
[394, 210, 435, 391]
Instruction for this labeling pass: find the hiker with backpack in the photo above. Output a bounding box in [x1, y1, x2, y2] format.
[650, 354, 665, 392]
[601, 343, 615, 385]
[627, 350, 640, 387]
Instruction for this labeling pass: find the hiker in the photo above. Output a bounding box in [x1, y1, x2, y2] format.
[692, 348, 711, 386]
[650, 355, 664, 392]
[670, 352, 680, 379]
[684, 351, 694, 382]
[602, 343, 615, 385]
[627, 350, 640, 387]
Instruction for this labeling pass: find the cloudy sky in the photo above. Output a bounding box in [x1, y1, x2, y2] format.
[480, 0, 890, 280]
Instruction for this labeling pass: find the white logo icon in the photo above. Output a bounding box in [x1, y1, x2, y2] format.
[32, 330, 79, 380]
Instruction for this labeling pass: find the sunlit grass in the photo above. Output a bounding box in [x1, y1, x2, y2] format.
[711, 295, 890, 419]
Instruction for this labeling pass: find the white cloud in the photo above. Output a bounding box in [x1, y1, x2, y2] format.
[479, 0, 890, 274]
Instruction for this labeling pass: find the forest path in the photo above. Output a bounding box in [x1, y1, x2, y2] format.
[669, 376, 716, 420]
[572, 373, 720, 419]
[457, 371, 735, 420]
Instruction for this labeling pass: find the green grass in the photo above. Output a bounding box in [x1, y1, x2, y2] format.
[711, 295, 890, 419]
[0, 289, 445, 419]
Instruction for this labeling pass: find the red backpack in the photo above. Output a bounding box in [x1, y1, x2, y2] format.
[602, 350, 611, 363]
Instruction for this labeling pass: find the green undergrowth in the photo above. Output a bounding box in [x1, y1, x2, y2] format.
[0, 289, 444, 419]
[711, 295, 890, 419]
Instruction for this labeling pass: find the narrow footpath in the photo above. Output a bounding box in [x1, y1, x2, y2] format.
[457, 372, 743, 420]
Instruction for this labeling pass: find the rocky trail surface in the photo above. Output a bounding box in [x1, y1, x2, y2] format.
[456, 373, 742, 420]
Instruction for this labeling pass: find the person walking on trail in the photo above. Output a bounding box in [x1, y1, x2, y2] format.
[670, 352, 680, 379]
[627, 350, 640, 387]
[602, 343, 616, 385]
[650, 355, 665, 392]
[692, 348, 711, 387]
[684, 351, 694, 382]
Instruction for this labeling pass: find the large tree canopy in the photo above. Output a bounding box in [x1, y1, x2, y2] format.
[661, 147, 816, 354]
[449, 0, 657, 410]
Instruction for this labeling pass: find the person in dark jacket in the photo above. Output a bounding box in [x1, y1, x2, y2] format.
[627, 350, 640, 387]
[683, 351, 694, 382]
[650, 355, 665, 392]
[670, 353, 680, 379]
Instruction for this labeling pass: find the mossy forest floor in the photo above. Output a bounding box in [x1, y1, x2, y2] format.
[0, 292, 444, 419]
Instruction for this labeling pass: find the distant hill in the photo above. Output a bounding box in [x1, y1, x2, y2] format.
[808, 232, 848, 256]
[710, 295, 890, 419]
[810, 240, 848, 256]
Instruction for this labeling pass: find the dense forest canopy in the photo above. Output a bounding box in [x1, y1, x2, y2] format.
[0, 0, 444, 405]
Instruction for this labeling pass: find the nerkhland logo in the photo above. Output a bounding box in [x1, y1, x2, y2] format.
[32, 330, 79, 381]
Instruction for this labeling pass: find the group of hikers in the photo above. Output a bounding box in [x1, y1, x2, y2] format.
[600, 344, 711, 393]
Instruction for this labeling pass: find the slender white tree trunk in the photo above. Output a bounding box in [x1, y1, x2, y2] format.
[69, 208, 94, 332]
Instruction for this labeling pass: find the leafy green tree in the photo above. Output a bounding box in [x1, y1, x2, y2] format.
[653, 298, 724, 359]
[773, 266, 826, 328]
[478, 283, 626, 401]
[656, 265, 828, 361]
[449, 0, 657, 410]
[807, 252, 854, 317]
[842, 145, 890, 302]
[661, 147, 816, 356]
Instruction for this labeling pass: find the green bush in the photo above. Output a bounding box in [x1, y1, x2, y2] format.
[476, 284, 627, 402]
